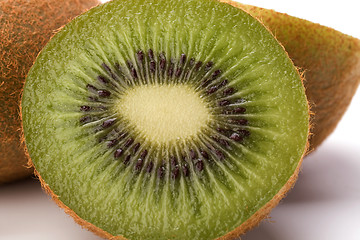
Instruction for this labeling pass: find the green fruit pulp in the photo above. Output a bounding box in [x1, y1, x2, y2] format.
[21, 0, 309, 239]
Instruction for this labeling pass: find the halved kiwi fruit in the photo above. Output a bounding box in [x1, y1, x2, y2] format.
[0, 0, 99, 184]
[21, 0, 309, 239]
[222, 0, 360, 151]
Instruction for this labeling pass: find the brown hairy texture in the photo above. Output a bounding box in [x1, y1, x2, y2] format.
[0, 0, 99, 184]
[221, 0, 360, 152]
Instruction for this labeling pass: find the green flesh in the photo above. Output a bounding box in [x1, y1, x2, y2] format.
[21, 0, 309, 239]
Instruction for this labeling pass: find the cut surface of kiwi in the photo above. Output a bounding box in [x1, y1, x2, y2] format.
[0, 0, 99, 184]
[21, 0, 309, 239]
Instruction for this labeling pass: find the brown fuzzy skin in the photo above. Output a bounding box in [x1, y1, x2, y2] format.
[221, 0, 360, 152]
[0, 0, 99, 184]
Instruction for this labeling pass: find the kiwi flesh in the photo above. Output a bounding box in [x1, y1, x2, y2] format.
[21, 0, 309, 239]
[222, 0, 360, 151]
[0, 0, 99, 184]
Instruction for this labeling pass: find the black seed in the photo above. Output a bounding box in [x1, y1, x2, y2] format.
[137, 50, 144, 64]
[124, 138, 134, 148]
[150, 61, 156, 73]
[97, 75, 109, 84]
[219, 100, 231, 106]
[101, 63, 111, 73]
[180, 54, 186, 65]
[168, 63, 174, 76]
[230, 133, 243, 142]
[195, 61, 202, 71]
[148, 49, 154, 60]
[171, 166, 180, 179]
[182, 163, 190, 177]
[200, 150, 209, 160]
[207, 86, 218, 94]
[130, 67, 138, 79]
[223, 87, 235, 96]
[114, 148, 124, 158]
[80, 116, 91, 124]
[102, 118, 116, 128]
[175, 68, 182, 77]
[189, 58, 195, 66]
[159, 54, 166, 71]
[170, 156, 177, 167]
[217, 128, 228, 134]
[231, 119, 248, 125]
[140, 149, 148, 159]
[212, 136, 229, 147]
[215, 149, 225, 160]
[128, 61, 138, 79]
[219, 139, 229, 147]
[189, 149, 197, 160]
[158, 164, 166, 179]
[98, 89, 111, 97]
[219, 79, 228, 88]
[205, 61, 213, 71]
[124, 155, 131, 165]
[133, 143, 140, 154]
[87, 84, 98, 92]
[212, 69, 221, 79]
[80, 105, 91, 112]
[101, 63, 110, 73]
[195, 160, 204, 171]
[146, 162, 154, 173]
[238, 129, 250, 137]
[107, 139, 118, 148]
[160, 60, 166, 71]
[135, 158, 143, 171]
[201, 78, 212, 88]
[102, 63, 118, 81]
[233, 107, 246, 114]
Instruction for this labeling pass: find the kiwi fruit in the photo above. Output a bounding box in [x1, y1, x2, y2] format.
[0, 0, 99, 184]
[21, 0, 309, 239]
[222, 0, 360, 151]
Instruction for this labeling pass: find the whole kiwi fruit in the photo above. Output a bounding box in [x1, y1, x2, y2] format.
[21, 0, 309, 239]
[0, 0, 99, 184]
[222, 0, 360, 151]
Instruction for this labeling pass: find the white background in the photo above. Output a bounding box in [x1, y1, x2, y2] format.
[1, 0, 359, 239]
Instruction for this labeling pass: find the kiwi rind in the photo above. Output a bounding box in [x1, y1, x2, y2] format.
[21, 0, 309, 239]
[0, 0, 99, 184]
[222, 0, 360, 152]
